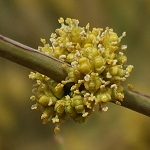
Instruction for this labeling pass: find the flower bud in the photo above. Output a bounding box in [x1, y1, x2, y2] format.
[95, 92, 111, 103]
[38, 95, 49, 106]
[78, 57, 93, 74]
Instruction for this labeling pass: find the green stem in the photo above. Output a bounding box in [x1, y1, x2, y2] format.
[0, 35, 150, 117]
[121, 89, 150, 117]
[0, 34, 69, 82]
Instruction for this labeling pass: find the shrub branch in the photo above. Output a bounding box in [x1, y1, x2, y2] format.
[0, 34, 149, 117]
[0, 34, 68, 82]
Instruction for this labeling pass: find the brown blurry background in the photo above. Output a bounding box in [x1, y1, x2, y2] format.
[0, 0, 150, 150]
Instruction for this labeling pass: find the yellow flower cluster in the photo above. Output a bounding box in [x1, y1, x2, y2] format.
[29, 18, 133, 133]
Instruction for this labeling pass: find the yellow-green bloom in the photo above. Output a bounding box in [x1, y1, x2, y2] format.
[29, 17, 133, 133]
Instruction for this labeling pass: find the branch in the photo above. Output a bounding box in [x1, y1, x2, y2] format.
[0, 35, 150, 117]
[121, 89, 150, 117]
[0, 34, 68, 82]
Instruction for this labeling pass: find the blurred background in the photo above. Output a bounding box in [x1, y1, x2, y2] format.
[0, 0, 150, 150]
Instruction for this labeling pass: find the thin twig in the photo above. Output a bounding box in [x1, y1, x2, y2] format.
[0, 35, 150, 117]
[121, 89, 150, 117]
[0, 34, 69, 82]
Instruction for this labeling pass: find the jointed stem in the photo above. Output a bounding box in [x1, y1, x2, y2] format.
[0, 35, 149, 117]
